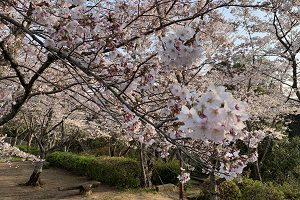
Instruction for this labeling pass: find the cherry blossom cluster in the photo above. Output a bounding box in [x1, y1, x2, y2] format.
[192, 140, 261, 180]
[158, 26, 202, 68]
[177, 162, 196, 183]
[217, 150, 257, 180]
[122, 107, 158, 146]
[177, 172, 191, 184]
[173, 85, 249, 144]
[156, 140, 173, 158]
[30, 0, 125, 55]
[122, 106, 141, 134]
[122, 107, 175, 156]
[171, 85, 268, 180]
[134, 124, 157, 146]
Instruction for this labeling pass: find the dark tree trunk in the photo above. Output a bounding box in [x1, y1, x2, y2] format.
[179, 149, 184, 200]
[25, 151, 45, 186]
[13, 136, 18, 146]
[119, 140, 135, 157]
[210, 171, 218, 200]
[25, 163, 42, 186]
[141, 147, 154, 188]
[209, 148, 218, 200]
[254, 161, 262, 181]
[139, 143, 147, 187]
[28, 133, 33, 147]
[146, 156, 154, 188]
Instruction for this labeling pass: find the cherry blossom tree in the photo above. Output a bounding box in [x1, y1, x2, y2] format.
[1, 1, 299, 199]
[10, 94, 83, 186]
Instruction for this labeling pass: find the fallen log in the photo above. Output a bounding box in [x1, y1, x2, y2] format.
[58, 181, 100, 195]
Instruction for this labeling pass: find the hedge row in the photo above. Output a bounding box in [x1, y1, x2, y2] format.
[152, 159, 180, 185]
[47, 152, 182, 188]
[191, 178, 300, 200]
[17, 145, 39, 156]
[47, 151, 141, 188]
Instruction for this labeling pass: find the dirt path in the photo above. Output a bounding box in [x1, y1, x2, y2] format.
[0, 162, 177, 200]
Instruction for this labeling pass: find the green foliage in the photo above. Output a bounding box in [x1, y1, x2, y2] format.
[187, 180, 241, 200]
[152, 159, 180, 185]
[277, 180, 300, 200]
[47, 151, 141, 188]
[187, 178, 300, 200]
[218, 180, 241, 200]
[17, 145, 39, 156]
[47, 151, 95, 173]
[87, 156, 141, 188]
[260, 136, 300, 184]
[187, 189, 210, 200]
[239, 178, 285, 200]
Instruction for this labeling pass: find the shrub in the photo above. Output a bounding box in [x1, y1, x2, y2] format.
[152, 159, 180, 185]
[239, 178, 285, 200]
[260, 136, 300, 184]
[47, 151, 141, 188]
[278, 180, 300, 200]
[86, 156, 141, 188]
[187, 189, 210, 200]
[218, 180, 241, 200]
[47, 151, 96, 173]
[17, 145, 39, 156]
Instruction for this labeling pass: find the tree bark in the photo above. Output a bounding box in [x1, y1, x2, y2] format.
[139, 143, 147, 187]
[25, 151, 45, 186]
[209, 148, 218, 200]
[13, 135, 18, 146]
[28, 133, 33, 147]
[145, 153, 154, 188]
[209, 172, 218, 200]
[179, 149, 184, 200]
[254, 161, 262, 181]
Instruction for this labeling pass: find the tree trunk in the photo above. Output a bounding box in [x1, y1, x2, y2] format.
[25, 151, 45, 186]
[254, 161, 262, 181]
[25, 162, 43, 186]
[28, 133, 33, 147]
[139, 143, 147, 187]
[209, 148, 218, 200]
[145, 155, 154, 188]
[13, 128, 19, 146]
[109, 139, 113, 157]
[179, 149, 184, 200]
[209, 172, 218, 200]
[13, 135, 18, 146]
[120, 140, 135, 157]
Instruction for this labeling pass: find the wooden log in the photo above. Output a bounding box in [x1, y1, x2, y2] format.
[58, 181, 100, 195]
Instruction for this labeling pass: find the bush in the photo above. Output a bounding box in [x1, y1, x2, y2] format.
[218, 180, 241, 200]
[47, 151, 141, 188]
[260, 136, 300, 184]
[187, 189, 210, 200]
[152, 159, 180, 185]
[47, 151, 95, 173]
[17, 145, 39, 156]
[239, 178, 285, 200]
[87, 157, 141, 188]
[278, 180, 300, 200]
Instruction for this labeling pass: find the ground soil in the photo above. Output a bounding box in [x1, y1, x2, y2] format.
[0, 162, 178, 200]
